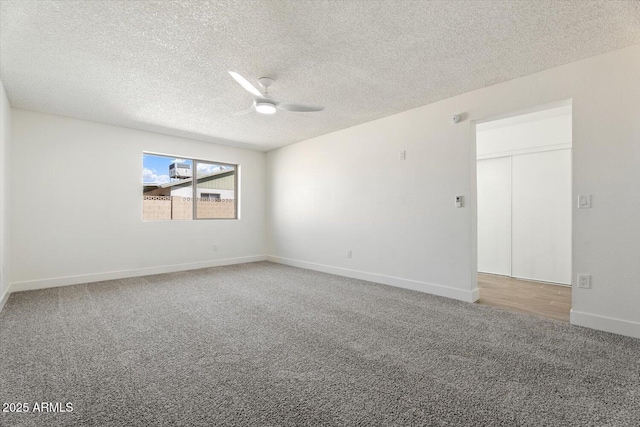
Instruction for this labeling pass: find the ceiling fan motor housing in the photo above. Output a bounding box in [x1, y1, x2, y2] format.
[258, 77, 274, 89]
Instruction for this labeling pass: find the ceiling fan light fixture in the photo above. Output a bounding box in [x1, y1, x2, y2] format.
[255, 101, 277, 115]
[229, 72, 323, 115]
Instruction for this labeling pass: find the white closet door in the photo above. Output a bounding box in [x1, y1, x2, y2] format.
[477, 156, 511, 276]
[512, 149, 571, 284]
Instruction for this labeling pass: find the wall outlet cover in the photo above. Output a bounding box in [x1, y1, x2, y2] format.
[577, 274, 591, 289]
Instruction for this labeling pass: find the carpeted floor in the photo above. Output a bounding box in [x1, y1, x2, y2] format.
[1, 261, 639, 426]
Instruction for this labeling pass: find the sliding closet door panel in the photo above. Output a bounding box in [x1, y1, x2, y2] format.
[477, 157, 511, 276]
[512, 149, 571, 284]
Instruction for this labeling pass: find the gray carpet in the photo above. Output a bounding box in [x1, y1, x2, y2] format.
[1, 261, 639, 426]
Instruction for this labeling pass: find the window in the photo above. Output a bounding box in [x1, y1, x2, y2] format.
[142, 153, 237, 220]
[200, 193, 221, 200]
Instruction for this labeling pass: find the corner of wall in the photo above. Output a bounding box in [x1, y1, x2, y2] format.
[267, 256, 479, 303]
[0, 78, 11, 312]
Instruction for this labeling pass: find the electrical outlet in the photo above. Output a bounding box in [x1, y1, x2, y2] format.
[347, 250, 352, 259]
[578, 195, 592, 209]
[399, 150, 406, 160]
[577, 274, 591, 289]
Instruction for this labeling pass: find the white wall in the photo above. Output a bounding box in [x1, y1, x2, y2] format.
[267, 44, 640, 338]
[267, 97, 478, 302]
[10, 110, 267, 290]
[0, 79, 10, 309]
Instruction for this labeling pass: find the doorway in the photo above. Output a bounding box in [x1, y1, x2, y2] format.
[475, 103, 572, 321]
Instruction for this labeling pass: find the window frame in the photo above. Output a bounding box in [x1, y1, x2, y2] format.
[143, 152, 239, 221]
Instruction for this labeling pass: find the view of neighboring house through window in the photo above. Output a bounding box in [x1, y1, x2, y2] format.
[142, 153, 237, 220]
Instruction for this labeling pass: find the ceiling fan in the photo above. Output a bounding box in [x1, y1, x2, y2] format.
[228, 71, 324, 115]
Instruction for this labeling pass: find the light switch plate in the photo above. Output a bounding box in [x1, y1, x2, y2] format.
[578, 195, 591, 209]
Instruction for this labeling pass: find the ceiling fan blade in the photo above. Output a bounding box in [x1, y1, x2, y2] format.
[232, 104, 255, 116]
[276, 102, 324, 112]
[228, 71, 262, 98]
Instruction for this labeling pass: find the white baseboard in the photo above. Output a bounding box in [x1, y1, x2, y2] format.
[267, 255, 479, 303]
[570, 309, 640, 340]
[0, 287, 9, 313]
[9, 255, 267, 294]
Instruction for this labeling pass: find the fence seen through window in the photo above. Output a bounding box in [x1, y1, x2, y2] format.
[142, 153, 237, 220]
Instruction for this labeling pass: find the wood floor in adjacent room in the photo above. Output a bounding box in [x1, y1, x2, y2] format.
[477, 273, 572, 322]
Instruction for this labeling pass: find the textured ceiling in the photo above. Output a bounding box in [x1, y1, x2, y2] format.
[1, 1, 639, 151]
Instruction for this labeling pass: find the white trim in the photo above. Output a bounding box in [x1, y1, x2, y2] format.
[0, 287, 9, 313]
[477, 272, 572, 287]
[510, 274, 571, 287]
[267, 255, 479, 303]
[474, 99, 573, 126]
[9, 255, 266, 293]
[476, 142, 572, 160]
[570, 309, 640, 340]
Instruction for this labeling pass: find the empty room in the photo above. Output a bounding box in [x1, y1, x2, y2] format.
[1, 1, 639, 426]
